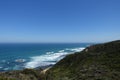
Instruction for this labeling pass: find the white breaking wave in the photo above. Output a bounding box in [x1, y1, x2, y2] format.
[58, 50, 65, 53]
[15, 59, 26, 63]
[46, 52, 54, 55]
[25, 47, 85, 68]
[66, 47, 85, 52]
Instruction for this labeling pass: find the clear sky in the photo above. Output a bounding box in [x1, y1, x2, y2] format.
[0, 0, 120, 43]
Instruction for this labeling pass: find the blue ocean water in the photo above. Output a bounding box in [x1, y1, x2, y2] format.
[0, 43, 93, 71]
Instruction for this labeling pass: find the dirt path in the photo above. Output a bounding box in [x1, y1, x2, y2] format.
[41, 67, 51, 74]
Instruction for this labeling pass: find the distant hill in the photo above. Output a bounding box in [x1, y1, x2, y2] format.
[45, 40, 120, 80]
[0, 40, 120, 80]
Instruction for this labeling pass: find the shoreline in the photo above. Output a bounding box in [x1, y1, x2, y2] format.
[0, 65, 53, 73]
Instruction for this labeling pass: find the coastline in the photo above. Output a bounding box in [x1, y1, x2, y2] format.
[0, 40, 120, 80]
[0, 43, 88, 71]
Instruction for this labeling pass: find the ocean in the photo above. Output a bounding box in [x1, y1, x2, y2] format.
[0, 43, 93, 71]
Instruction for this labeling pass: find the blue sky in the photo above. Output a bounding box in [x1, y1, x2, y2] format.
[0, 0, 120, 43]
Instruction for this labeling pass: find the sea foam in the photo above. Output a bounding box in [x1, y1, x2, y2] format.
[25, 47, 85, 68]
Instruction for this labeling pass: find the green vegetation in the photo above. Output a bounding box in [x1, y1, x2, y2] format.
[0, 40, 120, 80]
[0, 76, 16, 80]
[45, 40, 120, 80]
[0, 68, 43, 80]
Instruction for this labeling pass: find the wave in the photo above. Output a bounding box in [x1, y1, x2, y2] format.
[15, 59, 26, 63]
[24, 47, 85, 68]
[65, 47, 85, 52]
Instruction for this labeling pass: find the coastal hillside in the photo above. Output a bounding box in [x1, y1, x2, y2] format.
[45, 40, 120, 80]
[0, 40, 120, 80]
[0, 68, 43, 80]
